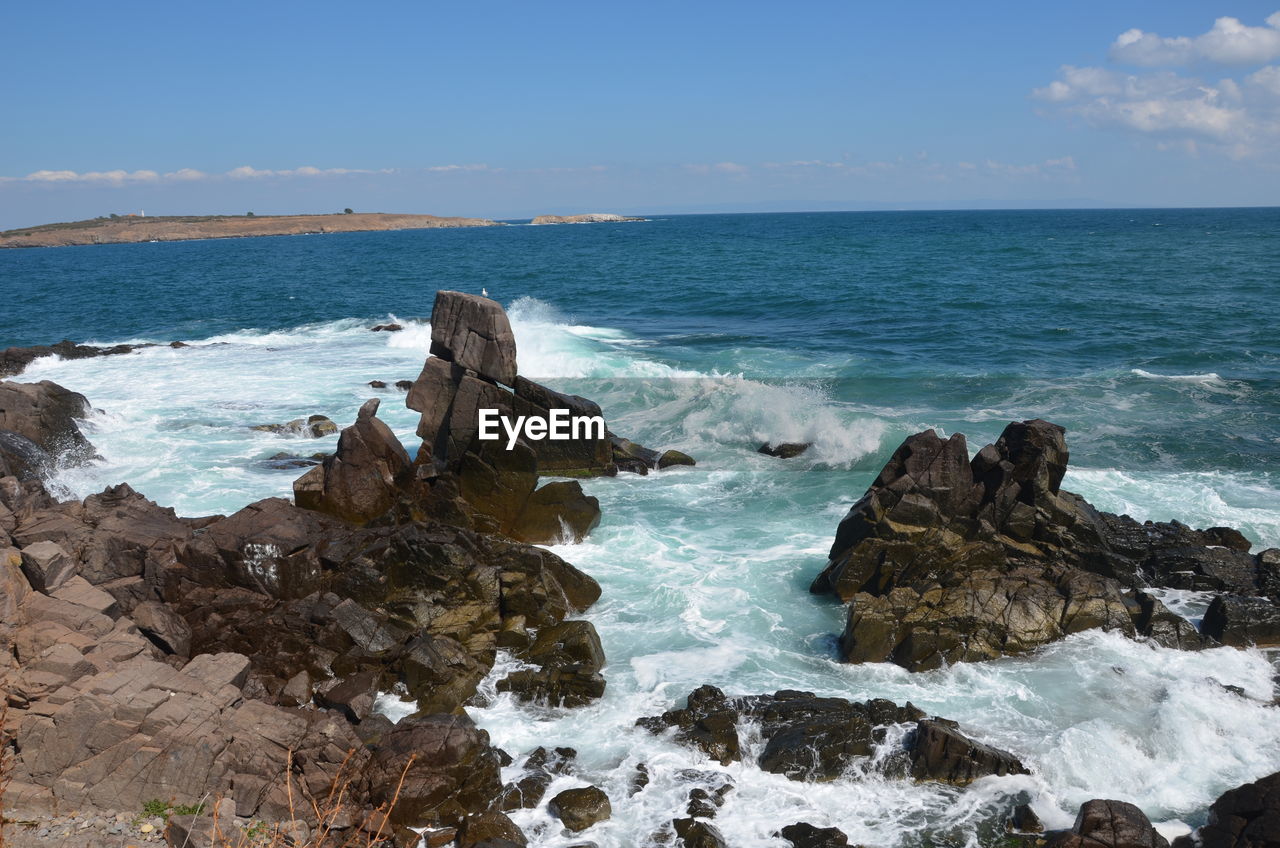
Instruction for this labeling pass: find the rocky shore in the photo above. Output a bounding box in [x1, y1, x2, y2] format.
[528, 214, 644, 225]
[2, 293, 1279, 847]
[0, 213, 500, 249]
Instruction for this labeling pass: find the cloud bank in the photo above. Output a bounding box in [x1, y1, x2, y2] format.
[1036, 12, 1280, 157]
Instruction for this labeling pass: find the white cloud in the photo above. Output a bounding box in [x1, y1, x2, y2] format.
[1110, 13, 1280, 67]
[1037, 14, 1280, 157]
[683, 161, 749, 175]
[426, 163, 490, 172]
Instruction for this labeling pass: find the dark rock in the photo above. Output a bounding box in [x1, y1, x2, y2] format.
[908, 718, 1029, 785]
[131, 600, 193, 657]
[396, 379, 413, 390]
[371, 323, 404, 332]
[658, 449, 696, 469]
[429, 290, 518, 386]
[779, 822, 850, 848]
[496, 665, 606, 707]
[1134, 591, 1212, 650]
[673, 817, 728, 848]
[1008, 803, 1045, 834]
[362, 713, 503, 828]
[455, 811, 527, 847]
[1200, 595, 1280, 647]
[514, 377, 613, 477]
[523, 620, 606, 671]
[611, 435, 659, 474]
[812, 420, 1255, 671]
[548, 786, 611, 832]
[294, 398, 412, 525]
[1193, 769, 1280, 848]
[1046, 799, 1169, 848]
[0, 429, 56, 480]
[0, 380, 96, 464]
[632, 762, 650, 796]
[370, 380, 388, 388]
[0, 340, 149, 379]
[18, 540, 76, 592]
[251, 414, 338, 438]
[636, 685, 742, 765]
[758, 442, 812, 459]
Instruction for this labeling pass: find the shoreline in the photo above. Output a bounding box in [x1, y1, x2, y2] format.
[0, 212, 501, 249]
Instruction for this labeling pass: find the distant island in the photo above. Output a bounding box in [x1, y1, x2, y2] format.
[530, 213, 645, 225]
[0, 212, 500, 248]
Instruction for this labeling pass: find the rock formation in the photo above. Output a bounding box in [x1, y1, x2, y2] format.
[529, 213, 644, 225]
[812, 420, 1276, 670]
[637, 686, 1026, 785]
[0, 379, 97, 476]
[1047, 800, 1170, 848]
[1173, 769, 1280, 848]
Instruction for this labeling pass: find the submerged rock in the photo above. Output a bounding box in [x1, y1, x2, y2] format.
[638, 686, 1024, 785]
[251, 414, 338, 438]
[779, 823, 851, 848]
[758, 442, 812, 459]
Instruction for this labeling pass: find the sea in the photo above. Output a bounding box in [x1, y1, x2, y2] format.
[4, 208, 1280, 847]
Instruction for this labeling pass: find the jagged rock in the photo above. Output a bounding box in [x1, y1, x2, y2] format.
[812, 420, 1260, 671]
[758, 442, 811, 459]
[636, 685, 742, 765]
[0, 340, 152, 378]
[251, 414, 338, 438]
[495, 745, 577, 810]
[0, 380, 96, 464]
[293, 398, 412, 525]
[19, 540, 76, 592]
[1134, 591, 1212, 649]
[779, 822, 851, 848]
[673, 817, 728, 848]
[496, 665, 606, 707]
[522, 620, 606, 671]
[131, 600, 193, 657]
[548, 786, 611, 832]
[513, 377, 613, 477]
[1187, 769, 1280, 848]
[907, 718, 1029, 785]
[362, 713, 503, 827]
[0, 430, 57, 480]
[1200, 595, 1280, 647]
[610, 435, 660, 474]
[455, 811, 527, 847]
[371, 323, 404, 332]
[658, 449, 696, 469]
[640, 687, 1021, 786]
[429, 291, 518, 386]
[1008, 804, 1045, 834]
[1046, 799, 1169, 848]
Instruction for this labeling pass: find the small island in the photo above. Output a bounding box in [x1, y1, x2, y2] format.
[0, 211, 500, 248]
[529, 213, 645, 225]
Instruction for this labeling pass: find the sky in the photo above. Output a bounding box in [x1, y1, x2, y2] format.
[2, 1, 1279, 228]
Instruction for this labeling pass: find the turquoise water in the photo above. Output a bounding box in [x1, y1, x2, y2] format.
[4, 210, 1280, 846]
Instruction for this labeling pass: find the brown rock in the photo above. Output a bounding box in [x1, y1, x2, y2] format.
[548, 786, 611, 832]
[429, 291, 518, 386]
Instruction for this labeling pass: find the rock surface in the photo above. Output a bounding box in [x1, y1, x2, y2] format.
[1178, 770, 1280, 848]
[548, 786, 612, 832]
[638, 686, 1025, 784]
[0, 379, 97, 469]
[1046, 799, 1170, 848]
[293, 398, 412, 524]
[812, 420, 1273, 670]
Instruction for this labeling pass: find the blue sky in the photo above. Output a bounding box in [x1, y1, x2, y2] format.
[2, 1, 1279, 227]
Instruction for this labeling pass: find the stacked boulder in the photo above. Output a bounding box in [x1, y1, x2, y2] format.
[812, 419, 1279, 671]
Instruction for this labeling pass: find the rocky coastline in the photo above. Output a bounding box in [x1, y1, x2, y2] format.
[528, 214, 644, 225]
[0, 213, 500, 250]
[2, 292, 1279, 847]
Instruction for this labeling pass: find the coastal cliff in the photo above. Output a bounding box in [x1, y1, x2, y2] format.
[0, 212, 500, 249]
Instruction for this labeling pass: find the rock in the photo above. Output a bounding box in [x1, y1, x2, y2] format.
[131, 600, 193, 657]
[164, 814, 246, 847]
[779, 822, 851, 848]
[513, 377, 613, 477]
[251, 414, 337, 438]
[362, 713, 503, 827]
[522, 620, 606, 672]
[509, 480, 601, 544]
[496, 665, 606, 708]
[1008, 803, 1045, 834]
[0, 340, 148, 379]
[455, 811, 527, 847]
[672, 817, 728, 848]
[811, 420, 1253, 671]
[758, 442, 812, 459]
[1192, 769, 1280, 848]
[610, 435, 660, 474]
[0, 429, 57, 480]
[0, 380, 96, 464]
[907, 718, 1029, 785]
[1046, 799, 1169, 848]
[658, 449, 696, 469]
[548, 786, 612, 832]
[429, 290, 518, 386]
[1200, 595, 1280, 647]
[369, 380, 388, 388]
[530, 214, 643, 225]
[19, 540, 76, 592]
[395, 379, 413, 390]
[636, 685, 742, 766]
[371, 323, 404, 332]
[293, 398, 412, 525]
[1134, 591, 1212, 650]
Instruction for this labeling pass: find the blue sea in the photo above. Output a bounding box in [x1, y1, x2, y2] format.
[5, 209, 1280, 847]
